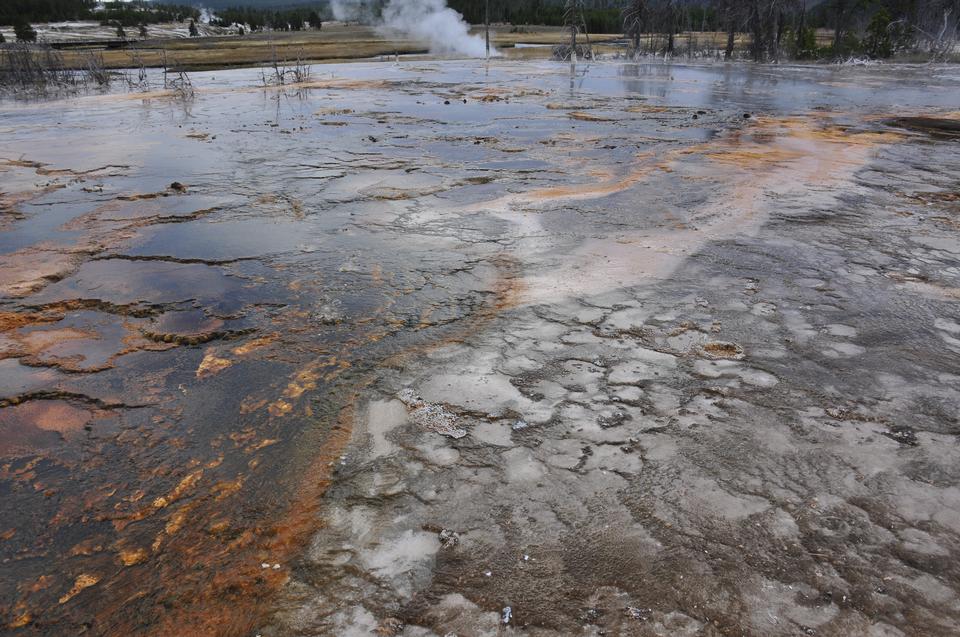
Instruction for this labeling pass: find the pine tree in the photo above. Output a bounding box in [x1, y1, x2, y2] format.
[15, 21, 38, 43]
[865, 8, 893, 58]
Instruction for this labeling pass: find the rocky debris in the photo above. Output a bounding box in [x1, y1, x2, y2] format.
[882, 424, 919, 447]
[700, 341, 745, 360]
[374, 617, 405, 636]
[597, 411, 631, 429]
[626, 606, 653, 621]
[397, 388, 422, 407]
[411, 403, 466, 439]
[398, 389, 467, 439]
[438, 529, 460, 549]
[314, 302, 344, 326]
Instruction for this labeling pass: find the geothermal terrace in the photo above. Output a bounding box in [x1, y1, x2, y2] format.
[1, 59, 959, 636]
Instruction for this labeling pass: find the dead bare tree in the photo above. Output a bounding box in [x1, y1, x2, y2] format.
[125, 47, 150, 90]
[832, 0, 852, 53]
[0, 44, 117, 94]
[83, 50, 110, 86]
[0, 45, 71, 91]
[554, 0, 593, 61]
[642, 0, 679, 55]
[167, 69, 194, 99]
[159, 50, 194, 99]
[623, 0, 647, 54]
[915, 7, 958, 60]
[721, 0, 741, 59]
[261, 46, 312, 86]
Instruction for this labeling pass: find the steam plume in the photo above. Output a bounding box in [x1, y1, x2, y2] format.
[331, 0, 496, 58]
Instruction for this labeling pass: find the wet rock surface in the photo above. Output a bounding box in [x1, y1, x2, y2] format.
[1, 60, 959, 636]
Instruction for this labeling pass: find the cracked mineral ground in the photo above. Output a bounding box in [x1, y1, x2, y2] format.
[1, 60, 959, 637]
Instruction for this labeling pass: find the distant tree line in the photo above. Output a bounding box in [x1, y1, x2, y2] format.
[210, 6, 323, 32]
[449, 0, 622, 33]
[3, 0, 955, 59]
[450, 0, 958, 60]
[612, 0, 959, 61]
[0, 0, 96, 25]
[93, 2, 200, 27]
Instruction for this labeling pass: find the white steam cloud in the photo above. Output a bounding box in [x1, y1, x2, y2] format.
[331, 0, 496, 58]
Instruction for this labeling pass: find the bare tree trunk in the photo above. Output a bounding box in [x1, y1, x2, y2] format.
[485, 0, 490, 59]
[724, 0, 736, 60]
[570, 20, 577, 63]
[796, 1, 806, 55]
[833, 0, 848, 52]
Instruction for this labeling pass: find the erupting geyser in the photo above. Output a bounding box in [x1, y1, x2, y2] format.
[331, 0, 498, 58]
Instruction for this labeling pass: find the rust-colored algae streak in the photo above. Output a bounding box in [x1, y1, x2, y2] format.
[57, 575, 100, 605]
[101, 256, 524, 637]
[521, 117, 901, 209]
[89, 361, 359, 637]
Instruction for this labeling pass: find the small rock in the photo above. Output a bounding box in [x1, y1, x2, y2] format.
[439, 529, 460, 549]
[701, 341, 745, 360]
[314, 302, 343, 325]
[825, 406, 850, 420]
[169, 181, 187, 192]
[410, 403, 466, 439]
[626, 606, 653, 621]
[597, 411, 631, 429]
[397, 388, 423, 407]
[512, 418, 528, 431]
[882, 425, 918, 447]
[375, 617, 405, 636]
